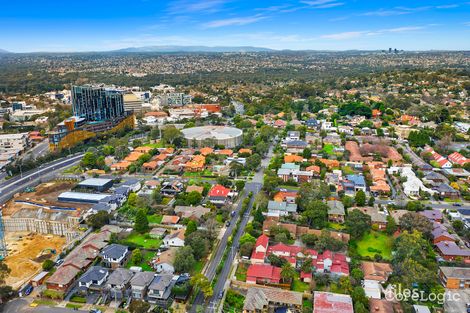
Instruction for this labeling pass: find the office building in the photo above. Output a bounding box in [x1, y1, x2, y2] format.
[71, 85, 125, 122]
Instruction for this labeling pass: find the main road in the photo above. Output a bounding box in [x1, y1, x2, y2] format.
[0, 153, 84, 205]
[190, 144, 274, 313]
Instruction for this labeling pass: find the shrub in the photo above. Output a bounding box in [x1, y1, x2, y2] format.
[70, 296, 87, 303]
[42, 289, 64, 300]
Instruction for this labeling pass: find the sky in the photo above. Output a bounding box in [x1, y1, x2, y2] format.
[1, 0, 470, 52]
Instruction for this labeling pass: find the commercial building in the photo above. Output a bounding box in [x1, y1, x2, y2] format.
[0, 133, 30, 152]
[71, 85, 125, 122]
[77, 178, 114, 192]
[49, 85, 135, 151]
[181, 126, 243, 148]
[123, 92, 144, 113]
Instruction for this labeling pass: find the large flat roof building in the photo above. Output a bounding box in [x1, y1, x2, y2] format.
[181, 126, 242, 148]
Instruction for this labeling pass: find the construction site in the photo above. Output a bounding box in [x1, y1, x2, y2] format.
[1, 181, 91, 241]
[3, 232, 66, 289]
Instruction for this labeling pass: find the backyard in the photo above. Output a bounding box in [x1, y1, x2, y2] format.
[291, 273, 311, 292]
[121, 232, 162, 249]
[147, 214, 163, 224]
[125, 250, 156, 271]
[322, 144, 335, 155]
[351, 231, 393, 260]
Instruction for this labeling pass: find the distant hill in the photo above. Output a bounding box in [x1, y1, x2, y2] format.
[111, 45, 275, 53]
[0, 49, 10, 54]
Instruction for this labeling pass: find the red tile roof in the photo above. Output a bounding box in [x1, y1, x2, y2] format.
[208, 184, 231, 197]
[247, 264, 281, 282]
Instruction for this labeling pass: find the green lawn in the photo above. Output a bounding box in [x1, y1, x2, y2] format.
[144, 142, 164, 148]
[66, 303, 83, 309]
[353, 231, 393, 260]
[322, 144, 335, 155]
[192, 260, 204, 274]
[328, 222, 346, 230]
[122, 232, 162, 249]
[125, 250, 156, 271]
[291, 274, 310, 292]
[235, 263, 247, 281]
[303, 299, 313, 311]
[147, 214, 163, 224]
[183, 170, 214, 177]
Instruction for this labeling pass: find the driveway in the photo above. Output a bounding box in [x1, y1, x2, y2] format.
[445, 289, 470, 313]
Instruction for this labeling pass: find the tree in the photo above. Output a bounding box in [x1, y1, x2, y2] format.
[280, 263, 296, 283]
[230, 162, 244, 178]
[301, 200, 329, 229]
[162, 126, 182, 146]
[345, 209, 371, 239]
[351, 286, 368, 307]
[355, 190, 366, 206]
[301, 233, 318, 247]
[351, 268, 364, 284]
[190, 273, 213, 299]
[102, 145, 115, 156]
[174, 246, 196, 273]
[341, 195, 355, 209]
[132, 249, 143, 264]
[134, 209, 149, 234]
[452, 220, 464, 232]
[367, 196, 375, 206]
[87, 211, 111, 229]
[385, 215, 397, 235]
[186, 191, 202, 205]
[399, 212, 433, 239]
[185, 220, 198, 236]
[129, 299, 150, 313]
[240, 233, 256, 246]
[42, 259, 55, 271]
[115, 145, 130, 160]
[185, 230, 210, 260]
[267, 254, 286, 267]
[235, 180, 245, 191]
[297, 181, 330, 210]
[246, 154, 261, 170]
[81, 152, 97, 168]
[240, 242, 254, 257]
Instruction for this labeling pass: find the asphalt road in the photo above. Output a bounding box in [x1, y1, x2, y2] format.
[190, 144, 274, 312]
[0, 153, 84, 205]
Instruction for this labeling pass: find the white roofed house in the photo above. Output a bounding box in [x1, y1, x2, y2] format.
[267, 201, 298, 217]
[163, 229, 185, 247]
[78, 266, 109, 292]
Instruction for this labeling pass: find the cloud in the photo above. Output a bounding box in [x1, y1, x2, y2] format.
[301, 0, 345, 9]
[464, 21, 470, 26]
[203, 14, 267, 28]
[362, 4, 459, 16]
[321, 26, 426, 40]
[167, 0, 229, 14]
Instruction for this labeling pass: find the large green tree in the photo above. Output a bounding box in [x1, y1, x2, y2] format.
[345, 209, 371, 239]
[134, 209, 149, 234]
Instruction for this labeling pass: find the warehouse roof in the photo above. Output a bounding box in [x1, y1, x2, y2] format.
[78, 178, 113, 187]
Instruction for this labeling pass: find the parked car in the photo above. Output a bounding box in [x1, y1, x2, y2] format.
[225, 221, 231, 227]
[452, 203, 462, 207]
[218, 291, 224, 299]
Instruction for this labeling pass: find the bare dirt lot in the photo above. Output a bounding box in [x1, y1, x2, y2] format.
[4, 232, 66, 289]
[3, 181, 90, 217]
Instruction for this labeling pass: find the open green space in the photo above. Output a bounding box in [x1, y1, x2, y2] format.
[183, 169, 214, 177]
[144, 142, 164, 148]
[328, 222, 346, 230]
[322, 144, 335, 155]
[125, 250, 156, 271]
[235, 263, 247, 281]
[147, 214, 163, 224]
[352, 231, 393, 260]
[291, 273, 310, 292]
[122, 232, 162, 249]
[192, 260, 204, 274]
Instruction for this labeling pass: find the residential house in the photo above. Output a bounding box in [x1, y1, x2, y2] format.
[306, 118, 319, 129]
[153, 247, 177, 274]
[78, 266, 109, 291]
[161, 215, 180, 225]
[361, 261, 393, 283]
[208, 184, 231, 206]
[100, 244, 130, 269]
[343, 174, 367, 193]
[419, 209, 443, 223]
[432, 223, 456, 244]
[284, 154, 304, 163]
[130, 271, 155, 299]
[163, 229, 185, 247]
[350, 207, 387, 230]
[243, 287, 303, 313]
[423, 171, 445, 186]
[313, 291, 354, 313]
[251, 234, 269, 264]
[424, 147, 452, 168]
[439, 266, 470, 289]
[45, 264, 81, 292]
[433, 183, 460, 199]
[246, 264, 282, 284]
[267, 201, 298, 217]
[273, 191, 297, 204]
[238, 148, 252, 155]
[107, 268, 134, 300]
[174, 205, 210, 221]
[435, 241, 470, 261]
[448, 152, 470, 166]
[160, 180, 184, 196]
[327, 200, 345, 223]
[184, 155, 205, 172]
[185, 185, 204, 194]
[149, 228, 167, 239]
[147, 274, 175, 305]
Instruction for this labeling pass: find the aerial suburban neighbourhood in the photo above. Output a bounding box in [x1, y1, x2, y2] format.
[1, 2, 470, 313]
